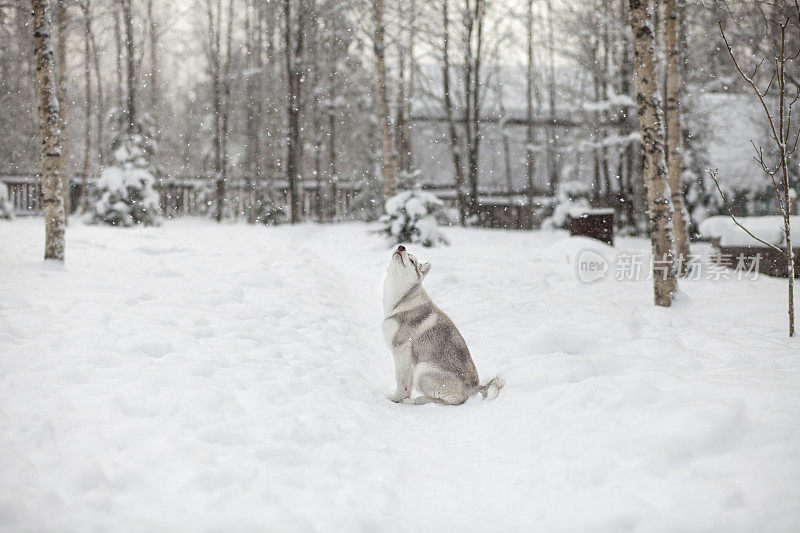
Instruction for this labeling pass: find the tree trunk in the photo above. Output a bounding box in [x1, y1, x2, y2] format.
[591, 36, 601, 203]
[122, 0, 136, 132]
[441, 0, 467, 224]
[498, 81, 513, 194]
[55, 0, 68, 218]
[221, 0, 234, 216]
[372, 0, 398, 204]
[308, 0, 323, 221]
[244, 0, 262, 224]
[32, 0, 65, 261]
[206, 0, 224, 221]
[618, 0, 636, 229]
[84, 0, 104, 169]
[525, 0, 536, 228]
[328, 111, 337, 218]
[284, 0, 303, 224]
[147, 0, 159, 143]
[629, 0, 675, 307]
[394, 0, 416, 174]
[600, 11, 612, 206]
[114, 2, 123, 116]
[545, 0, 558, 195]
[395, 39, 407, 175]
[775, 22, 795, 336]
[664, 0, 690, 274]
[324, 6, 339, 221]
[81, 0, 92, 210]
[464, 0, 486, 223]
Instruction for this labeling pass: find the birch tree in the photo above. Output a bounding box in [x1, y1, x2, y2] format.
[81, 0, 92, 207]
[629, 0, 675, 307]
[664, 0, 690, 273]
[55, 0, 69, 217]
[713, 4, 800, 337]
[32, 0, 65, 261]
[372, 0, 398, 203]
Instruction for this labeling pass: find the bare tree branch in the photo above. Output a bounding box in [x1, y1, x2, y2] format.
[707, 170, 787, 256]
[719, 21, 782, 146]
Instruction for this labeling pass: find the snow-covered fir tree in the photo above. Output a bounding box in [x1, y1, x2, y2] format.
[255, 186, 287, 225]
[377, 170, 448, 247]
[88, 113, 161, 226]
[542, 181, 592, 230]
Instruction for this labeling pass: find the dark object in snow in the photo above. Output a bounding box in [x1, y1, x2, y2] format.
[711, 244, 800, 278]
[569, 209, 615, 245]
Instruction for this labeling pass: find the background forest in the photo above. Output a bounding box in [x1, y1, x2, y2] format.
[2, 0, 798, 230]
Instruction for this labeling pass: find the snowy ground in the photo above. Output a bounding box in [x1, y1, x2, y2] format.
[1, 218, 799, 532]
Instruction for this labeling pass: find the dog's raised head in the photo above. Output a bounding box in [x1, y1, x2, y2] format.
[386, 245, 431, 288]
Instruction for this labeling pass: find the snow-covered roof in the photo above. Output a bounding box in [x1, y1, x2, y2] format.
[412, 63, 594, 121]
[699, 215, 800, 247]
[691, 92, 775, 190]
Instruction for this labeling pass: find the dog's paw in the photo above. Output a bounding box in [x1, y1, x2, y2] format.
[386, 392, 406, 403]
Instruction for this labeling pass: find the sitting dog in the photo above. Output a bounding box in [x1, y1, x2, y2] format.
[382, 245, 504, 405]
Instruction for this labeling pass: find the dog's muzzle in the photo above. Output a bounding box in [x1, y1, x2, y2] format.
[393, 246, 405, 263]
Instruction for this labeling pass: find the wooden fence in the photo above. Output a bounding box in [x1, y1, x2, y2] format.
[2, 174, 44, 215]
[0, 173, 359, 220]
[1, 173, 553, 229]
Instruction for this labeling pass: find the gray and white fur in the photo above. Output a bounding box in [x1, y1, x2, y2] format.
[382, 245, 504, 405]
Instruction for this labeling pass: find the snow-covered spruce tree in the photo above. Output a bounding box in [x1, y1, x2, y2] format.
[256, 202, 287, 225]
[0, 183, 14, 219]
[255, 186, 287, 225]
[542, 181, 592, 230]
[89, 112, 161, 226]
[377, 176, 448, 247]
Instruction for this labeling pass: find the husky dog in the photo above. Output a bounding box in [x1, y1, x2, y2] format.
[382, 245, 504, 405]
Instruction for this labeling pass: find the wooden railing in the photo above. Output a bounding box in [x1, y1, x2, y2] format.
[0, 173, 359, 219]
[2, 174, 44, 215]
[1, 173, 552, 229]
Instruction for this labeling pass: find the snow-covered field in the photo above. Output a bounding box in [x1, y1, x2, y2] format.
[1, 219, 799, 532]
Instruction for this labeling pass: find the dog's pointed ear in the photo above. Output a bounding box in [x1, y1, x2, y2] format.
[419, 262, 432, 278]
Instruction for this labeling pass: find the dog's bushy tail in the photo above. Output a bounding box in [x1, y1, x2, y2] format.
[478, 375, 505, 400]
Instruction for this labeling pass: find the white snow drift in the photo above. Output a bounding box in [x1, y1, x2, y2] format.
[1, 219, 799, 532]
